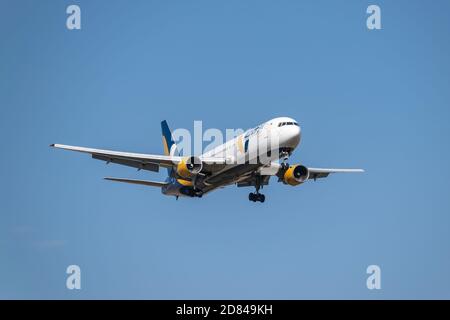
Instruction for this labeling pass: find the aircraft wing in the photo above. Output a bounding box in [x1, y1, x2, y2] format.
[50, 144, 226, 172]
[257, 162, 364, 179]
[236, 175, 271, 188]
[236, 163, 364, 186]
[307, 168, 365, 180]
[104, 177, 168, 187]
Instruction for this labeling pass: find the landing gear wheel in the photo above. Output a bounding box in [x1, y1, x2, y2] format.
[248, 192, 265, 203]
[259, 194, 265, 203]
[248, 174, 266, 203]
[195, 190, 203, 198]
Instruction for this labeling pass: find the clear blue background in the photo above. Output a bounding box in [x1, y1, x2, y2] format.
[1, 0, 449, 299]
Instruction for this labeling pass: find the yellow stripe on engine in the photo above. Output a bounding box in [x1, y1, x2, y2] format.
[177, 179, 193, 186]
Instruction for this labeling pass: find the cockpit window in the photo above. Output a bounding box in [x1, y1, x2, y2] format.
[278, 122, 299, 127]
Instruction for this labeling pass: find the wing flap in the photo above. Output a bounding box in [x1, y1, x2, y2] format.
[308, 168, 365, 180]
[236, 175, 271, 188]
[104, 177, 168, 187]
[92, 154, 160, 172]
[51, 143, 180, 167]
[51, 144, 227, 172]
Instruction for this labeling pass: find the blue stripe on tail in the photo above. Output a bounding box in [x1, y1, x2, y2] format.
[161, 120, 177, 176]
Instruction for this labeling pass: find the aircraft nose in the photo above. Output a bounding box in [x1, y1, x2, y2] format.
[282, 124, 301, 148]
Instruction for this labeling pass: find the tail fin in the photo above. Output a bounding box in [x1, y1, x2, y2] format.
[161, 120, 178, 177]
[161, 120, 178, 156]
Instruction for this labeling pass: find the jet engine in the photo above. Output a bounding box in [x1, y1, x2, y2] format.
[283, 164, 309, 186]
[176, 156, 203, 178]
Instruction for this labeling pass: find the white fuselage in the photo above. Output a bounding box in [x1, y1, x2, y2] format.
[162, 117, 301, 197]
[202, 116, 301, 166]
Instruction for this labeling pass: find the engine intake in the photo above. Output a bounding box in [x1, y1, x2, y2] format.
[176, 156, 203, 178]
[283, 164, 309, 186]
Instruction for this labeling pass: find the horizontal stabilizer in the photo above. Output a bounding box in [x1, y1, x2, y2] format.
[104, 177, 168, 188]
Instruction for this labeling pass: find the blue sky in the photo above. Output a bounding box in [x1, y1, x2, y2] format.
[1, 0, 450, 299]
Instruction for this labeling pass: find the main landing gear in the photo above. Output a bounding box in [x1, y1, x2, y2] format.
[248, 175, 265, 203]
[249, 192, 265, 203]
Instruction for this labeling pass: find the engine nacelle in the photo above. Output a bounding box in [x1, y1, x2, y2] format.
[283, 164, 309, 186]
[176, 156, 203, 179]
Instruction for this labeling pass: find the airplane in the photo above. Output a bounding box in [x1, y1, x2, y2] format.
[51, 117, 364, 202]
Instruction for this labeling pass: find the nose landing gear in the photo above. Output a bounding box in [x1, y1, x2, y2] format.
[279, 147, 292, 171]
